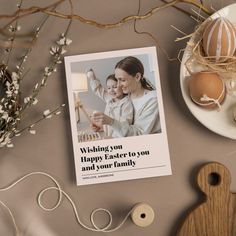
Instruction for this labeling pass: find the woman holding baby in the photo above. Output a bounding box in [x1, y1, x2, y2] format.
[89, 56, 161, 137]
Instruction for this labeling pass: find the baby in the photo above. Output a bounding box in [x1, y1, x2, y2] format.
[87, 69, 133, 138]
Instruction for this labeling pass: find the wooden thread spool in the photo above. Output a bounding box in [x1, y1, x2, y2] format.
[177, 162, 236, 236]
[131, 203, 155, 227]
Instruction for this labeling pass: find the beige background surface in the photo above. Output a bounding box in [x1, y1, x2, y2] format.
[1, 1, 236, 235]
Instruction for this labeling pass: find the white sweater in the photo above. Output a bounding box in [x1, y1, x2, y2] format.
[111, 90, 161, 136]
[90, 78, 134, 138]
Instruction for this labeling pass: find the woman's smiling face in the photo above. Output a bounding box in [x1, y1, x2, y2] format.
[115, 68, 137, 94]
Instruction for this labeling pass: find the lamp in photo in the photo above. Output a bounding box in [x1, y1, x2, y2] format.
[72, 73, 88, 123]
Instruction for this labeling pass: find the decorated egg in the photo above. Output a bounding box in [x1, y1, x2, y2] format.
[189, 72, 225, 109]
[203, 17, 236, 61]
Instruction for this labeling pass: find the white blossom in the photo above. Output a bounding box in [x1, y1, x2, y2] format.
[12, 72, 19, 80]
[8, 24, 21, 32]
[57, 37, 72, 46]
[44, 67, 52, 76]
[29, 129, 36, 135]
[0, 105, 4, 114]
[43, 109, 52, 118]
[12, 81, 19, 91]
[50, 46, 60, 55]
[0, 133, 11, 147]
[65, 38, 72, 45]
[57, 37, 66, 46]
[61, 48, 67, 55]
[34, 83, 39, 90]
[41, 78, 46, 86]
[24, 97, 31, 104]
[9, 25, 15, 32]
[6, 91, 12, 97]
[7, 143, 14, 148]
[5, 81, 11, 88]
[0, 24, 72, 148]
[8, 24, 21, 33]
[32, 98, 38, 105]
[15, 132, 21, 137]
[13, 80, 19, 87]
[2, 112, 8, 120]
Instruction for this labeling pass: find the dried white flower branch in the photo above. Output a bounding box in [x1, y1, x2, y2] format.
[15, 103, 66, 138]
[0, 2, 73, 148]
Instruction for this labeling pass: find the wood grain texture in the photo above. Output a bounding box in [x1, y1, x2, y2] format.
[177, 162, 236, 236]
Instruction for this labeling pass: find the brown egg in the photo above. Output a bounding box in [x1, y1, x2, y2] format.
[189, 72, 225, 109]
[202, 17, 236, 62]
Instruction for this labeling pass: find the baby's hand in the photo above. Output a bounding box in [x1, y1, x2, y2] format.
[92, 112, 114, 126]
[86, 69, 95, 80]
[91, 111, 102, 128]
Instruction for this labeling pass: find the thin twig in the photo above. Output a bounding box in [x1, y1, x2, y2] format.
[134, 0, 177, 61]
[0, 0, 73, 145]
[160, 0, 192, 17]
[5, 0, 23, 66]
[191, 8, 207, 20]
[19, 18, 73, 115]
[0, 40, 34, 49]
[0, 0, 213, 32]
[15, 104, 65, 135]
[175, 33, 194, 41]
[171, 25, 188, 35]
[16, 6, 58, 75]
[1, 0, 65, 31]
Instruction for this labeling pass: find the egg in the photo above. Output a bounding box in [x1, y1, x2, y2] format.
[202, 17, 236, 62]
[189, 72, 225, 109]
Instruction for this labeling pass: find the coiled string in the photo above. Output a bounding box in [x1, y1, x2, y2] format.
[0, 172, 133, 235]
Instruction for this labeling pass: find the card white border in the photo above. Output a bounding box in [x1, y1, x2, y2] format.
[64, 47, 172, 185]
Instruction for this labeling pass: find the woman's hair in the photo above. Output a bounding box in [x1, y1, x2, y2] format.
[115, 56, 154, 91]
[106, 74, 117, 84]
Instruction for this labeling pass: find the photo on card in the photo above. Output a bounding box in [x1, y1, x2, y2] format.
[65, 47, 171, 185]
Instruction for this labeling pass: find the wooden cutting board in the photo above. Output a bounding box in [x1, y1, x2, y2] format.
[177, 162, 236, 236]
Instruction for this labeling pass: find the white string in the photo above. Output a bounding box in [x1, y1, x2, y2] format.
[190, 76, 225, 110]
[0, 172, 133, 235]
[0, 200, 20, 236]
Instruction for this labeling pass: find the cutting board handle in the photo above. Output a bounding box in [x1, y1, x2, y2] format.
[197, 162, 231, 197]
[177, 162, 235, 236]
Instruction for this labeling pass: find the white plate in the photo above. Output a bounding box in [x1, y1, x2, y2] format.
[180, 3, 236, 139]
